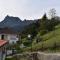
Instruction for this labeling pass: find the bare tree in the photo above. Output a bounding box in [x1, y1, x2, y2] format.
[48, 8, 56, 19]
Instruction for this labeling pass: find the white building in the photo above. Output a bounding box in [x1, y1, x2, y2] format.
[0, 28, 20, 44]
[0, 40, 8, 60]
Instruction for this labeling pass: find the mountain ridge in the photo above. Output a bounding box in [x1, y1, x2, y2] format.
[0, 15, 37, 32]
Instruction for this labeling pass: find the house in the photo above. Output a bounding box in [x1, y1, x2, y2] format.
[0, 28, 20, 44]
[0, 40, 8, 60]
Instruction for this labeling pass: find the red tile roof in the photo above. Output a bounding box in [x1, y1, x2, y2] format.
[0, 40, 8, 47]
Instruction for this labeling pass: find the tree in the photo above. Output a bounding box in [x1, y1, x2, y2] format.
[48, 8, 56, 19]
[48, 8, 57, 30]
[40, 13, 48, 35]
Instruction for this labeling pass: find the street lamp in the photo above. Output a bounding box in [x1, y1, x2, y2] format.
[28, 34, 32, 52]
[28, 34, 31, 38]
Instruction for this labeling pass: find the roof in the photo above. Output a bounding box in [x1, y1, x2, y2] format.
[0, 27, 19, 34]
[0, 40, 8, 47]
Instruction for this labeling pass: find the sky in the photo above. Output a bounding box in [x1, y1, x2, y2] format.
[0, 0, 60, 21]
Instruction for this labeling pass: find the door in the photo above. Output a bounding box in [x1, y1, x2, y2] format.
[1, 35, 4, 40]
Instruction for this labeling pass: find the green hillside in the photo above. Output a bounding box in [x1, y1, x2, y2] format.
[23, 24, 60, 52]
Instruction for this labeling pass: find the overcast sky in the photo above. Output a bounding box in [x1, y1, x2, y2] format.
[0, 0, 60, 21]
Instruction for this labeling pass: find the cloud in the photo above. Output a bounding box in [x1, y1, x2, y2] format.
[0, 0, 60, 21]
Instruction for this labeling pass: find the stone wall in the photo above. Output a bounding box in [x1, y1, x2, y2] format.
[37, 52, 60, 60]
[8, 52, 60, 60]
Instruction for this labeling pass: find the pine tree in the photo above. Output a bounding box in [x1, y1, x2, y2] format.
[40, 13, 48, 35]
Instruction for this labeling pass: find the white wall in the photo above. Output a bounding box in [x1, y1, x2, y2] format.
[0, 34, 19, 44]
[7, 34, 19, 44]
[0, 35, 1, 39]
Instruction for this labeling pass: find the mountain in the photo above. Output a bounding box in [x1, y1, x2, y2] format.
[0, 15, 37, 32]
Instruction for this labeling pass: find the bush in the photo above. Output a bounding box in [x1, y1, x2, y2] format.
[40, 30, 47, 35]
[23, 41, 32, 47]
